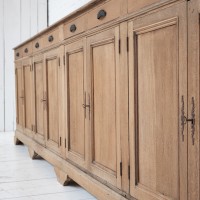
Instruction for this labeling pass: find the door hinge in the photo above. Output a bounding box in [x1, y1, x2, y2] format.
[60, 137, 62, 146]
[119, 39, 121, 54]
[58, 57, 61, 67]
[31, 125, 36, 132]
[15, 68, 17, 74]
[128, 165, 130, 180]
[34, 125, 36, 132]
[120, 162, 122, 176]
[63, 55, 65, 66]
[65, 138, 66, 148]
[16, 117, 18, 124]
[127, 37, 129, 52]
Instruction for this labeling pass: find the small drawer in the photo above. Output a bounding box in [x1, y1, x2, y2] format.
[15, 48, 22, 60]
[87, 0, 123, 30]
[22, 42, 32, 57]
[128, 0, 160, 13]
[43, 28, 60, 48]
[64, 15, 87, 38]
[32, 38, 43, 53]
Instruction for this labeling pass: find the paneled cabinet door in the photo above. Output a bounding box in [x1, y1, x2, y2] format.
[65, 39, 87, 168]
[128, 2, 187, 200]
[22, 58, 33, 138]
[87, 27, 121, 188]
[44, 47, 63, 155]
[32, 55, 46, 146]
[15, 61, 25, 131]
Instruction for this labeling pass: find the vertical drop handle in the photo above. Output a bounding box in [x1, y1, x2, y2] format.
[20, 90, 25, 105]
[181, 96, 195, 145]
[41, 91, 47, 110]
[188, 97, 195, 145]
[82, 92, 90, 119]
[180, 95, 186, 142]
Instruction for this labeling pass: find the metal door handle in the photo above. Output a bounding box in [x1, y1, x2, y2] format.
[82, 92, 90, 119]
[41, 92, 47, 110]
[181, 96, 195, 145]
[189, 97, 195, 145]
[40, 99, 46, 102]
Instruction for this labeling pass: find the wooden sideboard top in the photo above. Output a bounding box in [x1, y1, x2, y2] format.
[14, 0, 180, 50]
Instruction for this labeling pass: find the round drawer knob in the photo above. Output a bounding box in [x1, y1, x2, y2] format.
[97, 10, 107, 20]
[70, 24, 77, 33]
[48, 35, 54, 42]
[16, 52, 20, 57]
[35, 42, 40, 49]
[24, 48, 28, 53]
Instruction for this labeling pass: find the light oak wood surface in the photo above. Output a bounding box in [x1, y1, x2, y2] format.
[14, 0, 199, 199]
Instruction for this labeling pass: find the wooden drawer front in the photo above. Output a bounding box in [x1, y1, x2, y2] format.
[15, 48, 22, 60]
[22, 43, 32, 57]
[128, 0, 160, 13]
[64, 15, 87, 38]
[87, 0, 123, 30]
[43, 29, 60, 48]
[32, 38, 43, 53]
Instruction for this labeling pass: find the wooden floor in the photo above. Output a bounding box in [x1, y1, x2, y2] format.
[0, 132, 96, 200]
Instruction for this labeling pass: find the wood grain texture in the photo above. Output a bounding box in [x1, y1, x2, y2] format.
[68, 51, 84, 155]
[47, 58, 59, 143]
[128, 1, 188, 200]
[14, 0, 199, 199]
[188, 0, 200, 199]
[65, 39, 88, 169]
[128, 0, 160, 13]
[54, 167, 71, 186]
[16, 67, 24, 127]
[87, 27, 121, 189]
[44, 48, 62, 155]
[138, 25, 178, 197]
[28, 147, 38, 159]
[24, 63, 32, 131]
[32, 55, 46, 146]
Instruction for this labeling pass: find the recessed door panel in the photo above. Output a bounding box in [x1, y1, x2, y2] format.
[93, 42, 116, 172]
[68, 51, 84, 156]
[35, 62, 44, 136]
[33, 56, 45, 146]
[47, 58, 59, 144]
[24, 65, 32, 131]
[138, 25, 178, 197]
[65, 39, 87, 168]
[87, 27, 121, 188]
[128, 2, 187, 200]
[44, 48, 62, 155]
[16, 67, 24, 128]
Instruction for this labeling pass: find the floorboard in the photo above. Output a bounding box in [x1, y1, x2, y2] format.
[0, 132, 96, 200]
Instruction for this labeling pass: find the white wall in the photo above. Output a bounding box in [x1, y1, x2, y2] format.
[49, 0, 91, 25]
[0, 0, 47, 132]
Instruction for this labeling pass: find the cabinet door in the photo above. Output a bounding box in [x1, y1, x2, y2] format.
[188, 0, 200, 199]
[65, 39, 87, 168]
[128, 2, 187, 200]
[87, 27, 121, 188]
[44, 47, 62, 155]
[15, 62, 25, 131]
[22, 58, 33, 138]
[32, 55, 45, 146]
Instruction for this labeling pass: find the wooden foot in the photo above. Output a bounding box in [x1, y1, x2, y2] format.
[54, 167, 71, 186]
[14, 136, 23, 145]
[28, 147, 38, 159]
